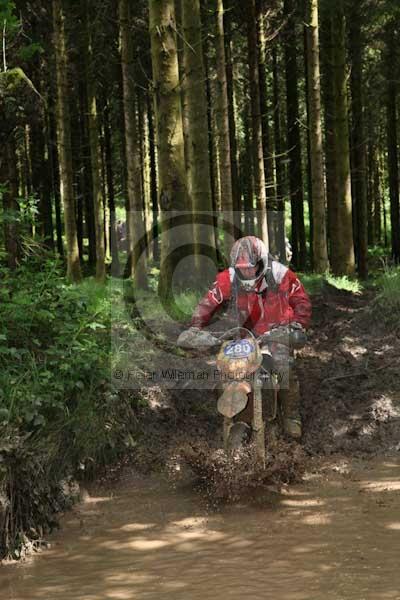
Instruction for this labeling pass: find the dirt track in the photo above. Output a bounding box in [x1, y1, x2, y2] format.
[301, 283, 400, 456]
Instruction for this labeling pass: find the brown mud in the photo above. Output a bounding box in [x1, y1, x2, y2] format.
[176, 439, 307, 504]
[1, 456, 400, 600]
[301, 283, 400, 456]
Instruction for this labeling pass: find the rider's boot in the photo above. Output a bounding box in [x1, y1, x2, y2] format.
[279, 373, 302, 440]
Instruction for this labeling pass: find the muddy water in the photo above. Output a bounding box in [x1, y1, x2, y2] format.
[1, 457, 400, 600]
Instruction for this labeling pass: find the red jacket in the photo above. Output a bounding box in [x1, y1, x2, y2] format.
[191, 261, 311, 335]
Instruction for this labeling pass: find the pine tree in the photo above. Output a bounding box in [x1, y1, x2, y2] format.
[84, 1, 106, 282]
[182, 0, 216, 275]
[385, 20, 400, 263]
[349, 1, 368, 278]
[214, 0, 234, 254]
[284, 0, 306, 269]
[52, 0, 82, 282]
[330, 0, 355, 274]
[306, 0, 329, 273]
[247, 0, 268, 245]
[119, 0, 148, 287]
[149, 0, 188, 298]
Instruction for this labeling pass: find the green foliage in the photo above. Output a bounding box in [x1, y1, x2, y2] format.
[371, 266, 400, 322]
[173, 289, 202, 318]
[0, 261, 110, 429]
[0, 261, 142, 558]
[0, 0, 19, 37]
[325, 274, 363, 293]
[0, 2, 42, 69]
[297, 273, 326, 295]
[18, 42, 43, 62]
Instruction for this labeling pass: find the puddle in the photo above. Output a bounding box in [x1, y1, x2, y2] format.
[1, 458, 400, 600]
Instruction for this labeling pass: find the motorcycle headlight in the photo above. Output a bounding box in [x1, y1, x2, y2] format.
[216, 338, 262, 376]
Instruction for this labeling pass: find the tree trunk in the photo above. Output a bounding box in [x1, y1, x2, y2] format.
[386, 23, 400, 263]
[52, 0, 81, 282]
[366, 136, 374, 246]
[373, 146, 381, 244]
[182, 0, 216, 276]
[1, 139, 19, 269]
[242, 97, 255, 236]
[284, 0, 306, 270]
[103, 96, 120, 275]
[348, 1, 368, 278]
[258, 3, 281, 256]
[247, 0, 268, 245]
[214, 0, 235, 254]
[146, 91, 160, 263]
[305, 0, 329, 272]
[382, 148, 388, 249]
[31, 78, 54, 250]
[47, 98, 64, 256]
[41, 121, 55, 251]
[320, 6, 338, 264]
[175, 0, 191, 195]
[201, 4, 219, 241]
[149, 0, 188, 298]
[272, 46, 287, 262]
[27, 12, 54, 250]
[303, 21, 314, 267]
[137, 90, 149, 260]
[70, 96, 84, 261]
[330, 1, 355, 274]
[224, 1, 241, 230]
[120, 0, 148, 287]
[257, 3, 276, 205]
[84, 2, 106, 281]
[77, 78, 96, 267]
[23, 125, 32, 199]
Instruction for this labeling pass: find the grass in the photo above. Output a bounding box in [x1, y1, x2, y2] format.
[298, 272, 363, 296]
[372, 266, 400, 315]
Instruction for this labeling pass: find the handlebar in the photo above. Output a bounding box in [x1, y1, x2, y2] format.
[177, 324, 306, 351]
[216, 325, 293, 346]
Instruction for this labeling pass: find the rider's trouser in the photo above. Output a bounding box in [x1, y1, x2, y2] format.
[231, 369, 299, 417]
[235, 369, 302, 438]
[278, 371, 301, 423]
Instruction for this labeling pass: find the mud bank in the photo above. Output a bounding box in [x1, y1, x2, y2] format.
[301, 284, 400, 455]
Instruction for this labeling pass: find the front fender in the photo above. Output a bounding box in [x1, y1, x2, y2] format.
[217, 381, 252, 418]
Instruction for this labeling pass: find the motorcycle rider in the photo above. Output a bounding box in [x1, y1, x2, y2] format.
[187, 235, 311, 440]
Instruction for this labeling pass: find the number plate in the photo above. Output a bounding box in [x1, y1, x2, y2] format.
[224, 339, 254, 359]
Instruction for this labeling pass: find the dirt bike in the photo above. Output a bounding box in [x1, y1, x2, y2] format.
[178, 324, 306, 468]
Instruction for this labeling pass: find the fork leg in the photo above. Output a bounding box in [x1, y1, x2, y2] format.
[223, 417, 233, 452]
[253, 381, 266, 468]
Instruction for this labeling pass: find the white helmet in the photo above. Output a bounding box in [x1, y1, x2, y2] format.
[230, 236, 269, 292]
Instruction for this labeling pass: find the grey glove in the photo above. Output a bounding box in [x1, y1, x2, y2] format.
[289, 322, 307, 349]
[177, 327, 219, 349]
